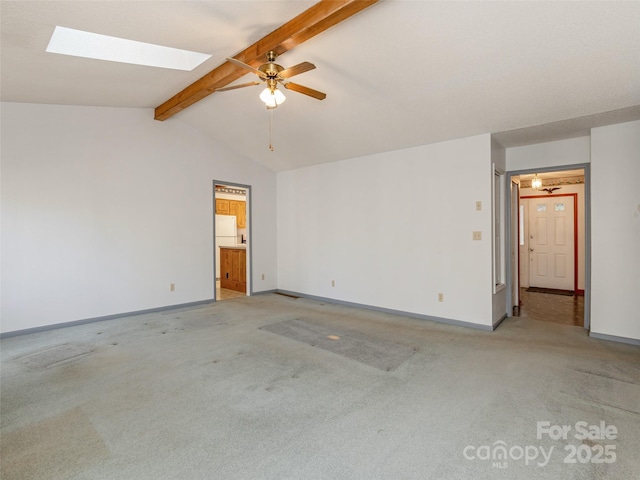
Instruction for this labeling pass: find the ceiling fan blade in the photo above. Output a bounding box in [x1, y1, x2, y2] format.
[216, 81, 262, 92]
[278, 61, 316, 79]
[283, 82, 326, 100]
[226, 57, 266, 78]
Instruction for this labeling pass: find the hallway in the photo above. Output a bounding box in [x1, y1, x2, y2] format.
[519, 288, 584, 327]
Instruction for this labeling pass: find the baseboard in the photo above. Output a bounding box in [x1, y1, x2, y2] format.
[589, 332, 640, 346]
[252, 289, 278, 295]
[0, 299, 215, 339]
[492, 313, 508, 330]
[1, 291, 510, 338]
[275, 290, 495, 332]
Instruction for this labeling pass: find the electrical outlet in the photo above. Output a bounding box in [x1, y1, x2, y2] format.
[476, 201, 482, 211]
[473, 231, 482, 241]
[331, 280, 335, 287]
[438, 293, 444, 302]
[170, 283, 175, 292]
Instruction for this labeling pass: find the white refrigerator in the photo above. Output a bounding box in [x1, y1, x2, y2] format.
[215, 215, 237, 279]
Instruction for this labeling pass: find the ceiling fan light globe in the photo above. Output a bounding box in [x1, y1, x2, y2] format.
[260, 87, 285, 108]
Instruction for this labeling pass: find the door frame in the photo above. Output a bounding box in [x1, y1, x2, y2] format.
[510, 179, 521, 315]
[520, 193, 578, 294]
[213, 180, 252, 301]
[505, 164, 591, 330]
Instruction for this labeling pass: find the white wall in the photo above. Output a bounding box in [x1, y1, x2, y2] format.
[507, 136, 591, 170]
[590, 120, 640, 341]
[278, 134, 495, 328]
[1, 103, 277, 334]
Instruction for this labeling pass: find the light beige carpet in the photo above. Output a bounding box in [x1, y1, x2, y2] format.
[1, 407, 109, 480]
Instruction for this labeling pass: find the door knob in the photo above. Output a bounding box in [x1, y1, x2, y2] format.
[529, 248, 534, 252]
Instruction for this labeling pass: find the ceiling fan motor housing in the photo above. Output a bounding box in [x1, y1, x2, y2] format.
[259, 52, 284, 93]
[258, 58, 284, 79]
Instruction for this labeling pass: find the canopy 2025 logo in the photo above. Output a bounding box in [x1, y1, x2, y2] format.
[463, 420, 618, 469]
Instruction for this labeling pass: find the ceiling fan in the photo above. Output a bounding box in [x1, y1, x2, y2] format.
[218, 51, 326, 108]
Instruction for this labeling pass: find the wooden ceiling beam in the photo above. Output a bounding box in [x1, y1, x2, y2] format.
[154, 0, 379, 121]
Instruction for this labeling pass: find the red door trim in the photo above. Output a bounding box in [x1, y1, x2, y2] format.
[521, 193, 579, 295]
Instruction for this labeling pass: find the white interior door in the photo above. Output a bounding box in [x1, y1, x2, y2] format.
[528, 196, 575, 290]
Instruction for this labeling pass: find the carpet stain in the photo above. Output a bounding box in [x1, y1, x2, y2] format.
[1, 407, 109, 480]
[261, 318, 415, 371]
[15, 344, 93, 369]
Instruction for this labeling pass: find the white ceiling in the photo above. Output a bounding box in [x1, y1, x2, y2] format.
[2, 1, 639, 172]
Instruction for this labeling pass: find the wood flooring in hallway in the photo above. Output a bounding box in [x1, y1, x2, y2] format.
[518, 287, 584, 326]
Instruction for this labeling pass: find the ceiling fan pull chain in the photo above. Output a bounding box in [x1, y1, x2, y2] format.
[268, 108, 274, 152]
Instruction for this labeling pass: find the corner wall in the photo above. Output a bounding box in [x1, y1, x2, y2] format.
[0, 103, 278, 334]
[590, 120, 640, 341]
[277, 134, 494, 328]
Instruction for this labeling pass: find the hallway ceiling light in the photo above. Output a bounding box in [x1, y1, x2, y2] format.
[531, 175, 542, 189]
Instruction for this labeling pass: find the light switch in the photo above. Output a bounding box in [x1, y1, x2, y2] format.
[476, 201, 482, 211]
[473, 231, 482, 241]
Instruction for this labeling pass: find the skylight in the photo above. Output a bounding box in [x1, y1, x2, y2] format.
[46, 26, 211, 71]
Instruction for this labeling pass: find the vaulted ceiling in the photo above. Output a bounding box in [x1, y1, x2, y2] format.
[2, 1, 639, 172]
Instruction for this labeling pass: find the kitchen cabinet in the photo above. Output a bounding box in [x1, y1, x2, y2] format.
[215, 199, 230, 214]
[215, 199, 246, 229]
[229, 200, 246, 229]
[220, 247, 246, 293]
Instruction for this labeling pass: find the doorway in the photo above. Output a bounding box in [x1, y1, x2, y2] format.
[213, 182, 251, 301]
[506, 166, 589, 329]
